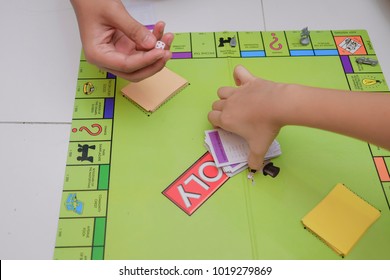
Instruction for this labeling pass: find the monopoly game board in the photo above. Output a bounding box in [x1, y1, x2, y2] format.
[54, 30, 390, 259]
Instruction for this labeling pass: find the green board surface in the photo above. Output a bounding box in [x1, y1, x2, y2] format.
[54, 30, 390, 260]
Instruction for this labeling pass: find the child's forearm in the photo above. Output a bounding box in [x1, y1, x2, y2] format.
[281, 84, 390, 149]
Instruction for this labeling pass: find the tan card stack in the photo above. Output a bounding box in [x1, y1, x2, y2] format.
[121, 67, 189, 113]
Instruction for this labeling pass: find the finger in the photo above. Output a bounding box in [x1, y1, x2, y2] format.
[95, 47, 168, 74]
[246, 138, 274, 171]
[211, 100, 225, 111]
[152, 21, 166, 40]
[247, 152, 266, 172]
[103, 52, 171, 82]
[160, 32, 175, 50]
[111, 6, 156, 49]
[217, 86, 235, 99]
[233, 65, 255, 86]
[207, 110, 222, 128]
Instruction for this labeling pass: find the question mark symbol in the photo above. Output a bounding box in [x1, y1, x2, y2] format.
[72, 124, 103, 136]
[270, 33, 282, 51]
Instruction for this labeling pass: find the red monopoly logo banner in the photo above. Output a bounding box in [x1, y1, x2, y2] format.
[163, 152, 229, 215]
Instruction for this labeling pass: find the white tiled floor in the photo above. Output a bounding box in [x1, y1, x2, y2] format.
[1, 0, 389, 259]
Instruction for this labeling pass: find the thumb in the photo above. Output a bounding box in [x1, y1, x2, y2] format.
[233, 65, 255, 86]
[111, 6, 156, 49]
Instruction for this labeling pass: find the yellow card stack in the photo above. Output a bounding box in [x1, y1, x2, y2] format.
[302, 183, 381, 257]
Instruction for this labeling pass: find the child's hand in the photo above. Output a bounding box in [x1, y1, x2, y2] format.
[208, 65, 285, 171]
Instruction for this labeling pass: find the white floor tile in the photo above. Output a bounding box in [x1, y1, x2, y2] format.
[149, 0, 265, 32]
[0, 123, 70, 259]
[0, 1, 80, 123]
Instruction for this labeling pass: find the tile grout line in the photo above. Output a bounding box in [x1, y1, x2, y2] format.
[0, 121, 71, 125]
[260, 0, 267, 31]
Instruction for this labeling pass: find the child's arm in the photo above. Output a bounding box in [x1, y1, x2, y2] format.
[208, 65, 390, 170]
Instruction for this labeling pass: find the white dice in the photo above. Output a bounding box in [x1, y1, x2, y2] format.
[155, 41, 166, 49]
